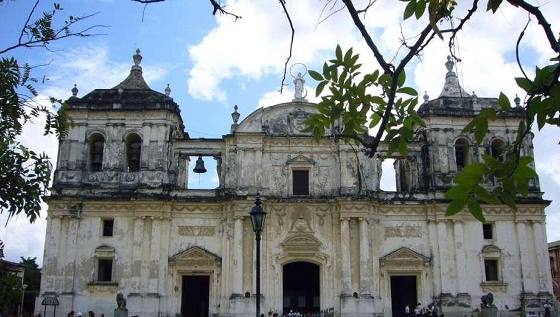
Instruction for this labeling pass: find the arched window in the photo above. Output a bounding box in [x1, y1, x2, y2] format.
[454, 138, 471, 171]
[490, 139, 505, 162]
[125, 133, 142, 172]
[88, 133, 105, 172]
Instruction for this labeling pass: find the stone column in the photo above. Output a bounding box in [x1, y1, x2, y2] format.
[66, 217, 79, 291]
[149, 217, 161, 294]
[131, 216, 145, 291]
[370, 218, 381, 297]
[437, 220, 453, 294]
[532, 220, 553, 291]
[45, 216, 63, 290]
[359, 218, 371, 294]
[453, 220, 466, 293]
[428, 216, 441, 295]
[516, 220, 534, 290]
[232, 216, 244, 295]
[340, 217, 351, 294]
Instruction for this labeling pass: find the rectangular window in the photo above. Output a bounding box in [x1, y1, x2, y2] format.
[102, 219, 114, 237]
[98, 259, 113, 282]
[483, 223, 493, 240]
[484, 259, 499, 281]
[293, 170, 309, 195]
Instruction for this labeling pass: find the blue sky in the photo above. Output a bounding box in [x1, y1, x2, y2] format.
[1, 0, 559, 265]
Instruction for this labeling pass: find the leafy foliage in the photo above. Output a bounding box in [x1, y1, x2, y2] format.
[0, 1, 94, 249]
[304, 0, 558, 221]
[304, 45, 425, 158]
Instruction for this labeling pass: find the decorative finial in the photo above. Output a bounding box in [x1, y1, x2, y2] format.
[230, 104, 240, 134]
[165, 84, 171, 96]
[232, 105, 240, 123]
[514, 94, 521, 107]
[445, 55, 454, 72]
[71, 84, 78, 97]
[423, 91, 429, 103]
[133, 48, 142, 66]
[439, 55, 470, 98]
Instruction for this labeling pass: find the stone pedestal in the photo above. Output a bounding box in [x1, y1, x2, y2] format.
[114, 308, 128, 317]
[480, 307, 498, 317]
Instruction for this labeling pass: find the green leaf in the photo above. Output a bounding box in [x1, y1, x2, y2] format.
[397, 87, 418, 96]
[446, 198, 467, 216]
[309, 70, 323, 81]
[335, 45, 343, 61]
[404, 0, 416, 20]
[316, 81, 327, 96]
[467, 197, 485, 222]
[343, 47, 353, 66]
[397, 70, 406, 87]
[474, 186, 500, 204]
[515, 77, 534, 92]
[462, 162, 489, 175]
[486, 0, 503, 13]
[498, 92, 511, 111]
[415, 0, 426, 19]
[445, 184, 470, 200]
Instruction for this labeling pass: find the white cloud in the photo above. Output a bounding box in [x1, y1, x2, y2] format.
[42, 45, 169, 99]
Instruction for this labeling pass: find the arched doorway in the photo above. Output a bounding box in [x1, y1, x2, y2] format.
[283, 262, 320, 315]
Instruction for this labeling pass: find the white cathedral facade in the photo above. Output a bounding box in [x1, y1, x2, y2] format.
[38, 50, 553, 317]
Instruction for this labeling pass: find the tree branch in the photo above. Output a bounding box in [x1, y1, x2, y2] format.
[342, 0, 392, 73]
[278, 0, 294, 94]
[506, 0, 560, 54]
[1, 13, 107, 55]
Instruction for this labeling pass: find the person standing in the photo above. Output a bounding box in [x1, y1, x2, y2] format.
[405, 304, 411, 317]
[543, 300, 552, 317]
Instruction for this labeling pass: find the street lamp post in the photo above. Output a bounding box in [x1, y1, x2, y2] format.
[21, 284, 28, 317]
[249, 193, 267, 317]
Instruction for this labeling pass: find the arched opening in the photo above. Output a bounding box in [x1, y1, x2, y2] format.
[88, 133, 105, 172]
[380, 158, 397, 191]
[125, 133, 142, 172]
[283, 262, 320, 315]
[490, 139, 506, 162]
[454, 138, 471, 171]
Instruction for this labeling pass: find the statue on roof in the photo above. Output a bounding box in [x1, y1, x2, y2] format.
[294, 72, 305, 100]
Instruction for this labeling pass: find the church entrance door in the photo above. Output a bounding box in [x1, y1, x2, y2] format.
[283, 262, 320, 315]
[181, 275, 209, 317]
[390, 275, 417, 317]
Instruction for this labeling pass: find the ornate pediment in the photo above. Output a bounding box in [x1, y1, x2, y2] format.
[281, 233, 321, 255]
[169, 246, 221, 268]
[380, 247, 430, 268]
[286, 154, 315, 165]
[95, 245, 115, 258]
[482, 245, 501, 258]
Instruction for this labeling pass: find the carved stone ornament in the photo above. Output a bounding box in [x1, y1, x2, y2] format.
[379, 247, 430, 268]
[385, 225, 423, 238]
[169, 246, 222, 268]
[287, 110, 310, 134]
[178, 226, 216, 236]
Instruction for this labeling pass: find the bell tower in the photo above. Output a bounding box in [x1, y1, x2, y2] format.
[53, 49, 186, 195]
[416, 56, 539, 192]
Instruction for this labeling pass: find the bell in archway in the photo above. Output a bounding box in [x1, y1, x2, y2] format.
[193, 156, 207, 173]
